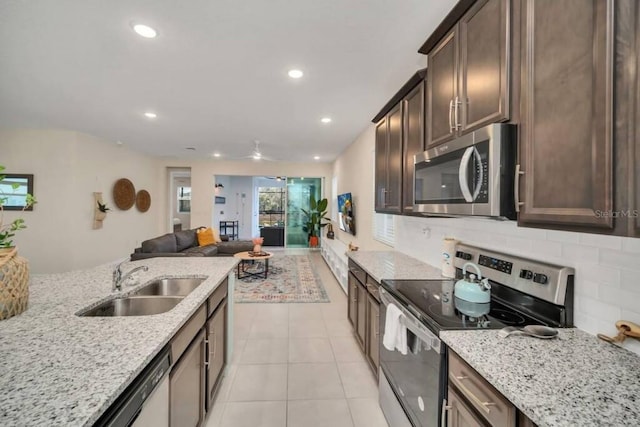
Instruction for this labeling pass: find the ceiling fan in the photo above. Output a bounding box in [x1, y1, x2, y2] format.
[246, 140, 275, 161]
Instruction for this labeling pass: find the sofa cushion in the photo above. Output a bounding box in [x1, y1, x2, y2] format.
[216, 240, 254, 255]
[141, 233, 177, 253]
[183, 244, 219, 256]
[197, 227, 216, 246]
[175, 229, 197, 251]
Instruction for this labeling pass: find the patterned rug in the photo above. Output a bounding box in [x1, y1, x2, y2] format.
[234, 254, 330, 303]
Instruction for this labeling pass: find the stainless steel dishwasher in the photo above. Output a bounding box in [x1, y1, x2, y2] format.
[94, 346, 171, 427]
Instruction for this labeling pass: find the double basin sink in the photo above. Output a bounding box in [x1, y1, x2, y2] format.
[80, 278, 206, 317]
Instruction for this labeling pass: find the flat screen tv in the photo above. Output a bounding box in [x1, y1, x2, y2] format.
[337, 192, 355, 235]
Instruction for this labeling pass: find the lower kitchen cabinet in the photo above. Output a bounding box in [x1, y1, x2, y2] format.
[356, 279, 367, 351]
[366, 292, 380, 376]
[447, 386, 487, 427]
[347, 260, 381, 376]
[170, 329, 206, 427]
[206, 299, 226, 411]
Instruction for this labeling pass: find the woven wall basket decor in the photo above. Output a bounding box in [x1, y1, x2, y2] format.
[0, 247, 29, 320]
[136, 190, 151, 212]
[113, 178, 136, 210]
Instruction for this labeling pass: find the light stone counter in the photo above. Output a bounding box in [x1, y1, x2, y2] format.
[347, 250, 444, 282]
[0, 257, 238, 427]
[440, 328, 640, 427]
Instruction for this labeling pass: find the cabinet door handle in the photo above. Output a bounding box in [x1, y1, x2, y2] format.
[514, 164, 525, 213]
[441, 399, 451, 427]
[449, 99, 455, 132]
[451, 375, 495, 413]
[454, 96, 461, 130]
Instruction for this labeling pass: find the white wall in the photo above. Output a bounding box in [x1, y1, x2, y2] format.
[0, 129, 163, 273]
[333, 125, 640, 356]
[332, 124, 391, 251]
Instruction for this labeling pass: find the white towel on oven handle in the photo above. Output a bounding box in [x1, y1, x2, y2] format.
[383, 303, 408, 355]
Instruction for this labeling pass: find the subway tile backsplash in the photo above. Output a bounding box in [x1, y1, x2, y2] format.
[394, 216, 640, 356]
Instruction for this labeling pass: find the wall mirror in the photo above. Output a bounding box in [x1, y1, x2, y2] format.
[0, 174, 34, 211]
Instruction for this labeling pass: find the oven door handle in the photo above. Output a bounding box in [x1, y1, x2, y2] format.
[458, 146, 475, 202]
[379, 289, 441, 352]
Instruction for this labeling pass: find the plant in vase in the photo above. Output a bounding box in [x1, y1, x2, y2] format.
[0, 165, 36, 320]
[252, 236, 264, 254]
[301, 195, 329, 248]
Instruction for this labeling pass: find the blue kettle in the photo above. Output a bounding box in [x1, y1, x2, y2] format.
[454, 262, 491, 304]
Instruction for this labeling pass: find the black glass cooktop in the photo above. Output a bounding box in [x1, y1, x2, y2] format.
[381, 279, 542, 333]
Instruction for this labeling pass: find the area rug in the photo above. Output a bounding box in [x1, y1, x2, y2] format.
[234, 254, 330, 303]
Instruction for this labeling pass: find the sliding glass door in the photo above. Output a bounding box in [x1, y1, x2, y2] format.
[286, 177, 321, 248]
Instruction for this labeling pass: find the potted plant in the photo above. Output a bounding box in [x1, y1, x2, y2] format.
[0, 165, 36, 320]
[301, 195, 329, 248]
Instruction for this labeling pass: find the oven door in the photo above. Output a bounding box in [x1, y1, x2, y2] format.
[379, 288, 445, 427]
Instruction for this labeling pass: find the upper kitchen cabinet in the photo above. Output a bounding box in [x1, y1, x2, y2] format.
[373, 69, 427, 214]
[402, 79, 426, 213]
[427, 0, 510, 148]
[374, 105, 403, 214]
[517, 0, 614, 230]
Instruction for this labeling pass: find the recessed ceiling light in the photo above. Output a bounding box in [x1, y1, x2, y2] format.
[144, 112, 157, 119]
[132, 24, 157, 38]
[288, 69, 304, 79]
[314, 156, 320, 160]
[213, 153, 221, 158]
[321, 117, 332, 124]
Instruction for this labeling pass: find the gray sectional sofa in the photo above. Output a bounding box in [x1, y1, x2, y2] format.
[130, 228, 254, 260]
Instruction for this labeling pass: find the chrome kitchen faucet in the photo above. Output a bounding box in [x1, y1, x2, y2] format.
[112, 261, 149, 291]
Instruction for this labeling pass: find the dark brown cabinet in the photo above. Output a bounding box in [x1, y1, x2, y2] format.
[366, 292, 380, 375]
[517, 0, 614, 230]
[447, 386, 487, 427]
[206, 300, 226, 411]
[402, 80, 426, 213]
[347, 260, 381, 376]
[375, 103, 403, 213]
[170, 329, 206, 427]
[427, 0, 510, 148]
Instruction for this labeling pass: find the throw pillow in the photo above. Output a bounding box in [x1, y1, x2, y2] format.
[197, 227, 215, 246]
[212, 228, 223, 243]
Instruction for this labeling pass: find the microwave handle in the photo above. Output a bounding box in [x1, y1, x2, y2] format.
[459, 147, 475, 202]
[471, 148, 483, 201]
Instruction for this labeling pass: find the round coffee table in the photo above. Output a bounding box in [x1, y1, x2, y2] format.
[233, 251, 273, 279]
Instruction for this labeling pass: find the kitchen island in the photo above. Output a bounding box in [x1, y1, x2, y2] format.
[441, 329, 640, 427]
[0, 257, 238, 426]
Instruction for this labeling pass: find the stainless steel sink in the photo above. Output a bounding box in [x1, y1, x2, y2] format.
[80, 296, 184, 317]
[132, 277, 206, 296]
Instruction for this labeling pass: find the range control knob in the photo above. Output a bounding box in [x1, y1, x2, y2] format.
[533, 273, 548, 284]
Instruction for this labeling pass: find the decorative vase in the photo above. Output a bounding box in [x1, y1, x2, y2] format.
[309, 236, 319, 247]
[253, 244, 262, 254]
[0, 247, 29, 320]
[326, 224, 335, 239]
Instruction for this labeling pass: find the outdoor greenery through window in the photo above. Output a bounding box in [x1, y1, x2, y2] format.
[259, 187, 285, 227]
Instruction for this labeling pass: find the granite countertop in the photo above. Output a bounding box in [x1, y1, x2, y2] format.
[440, 329, 640, 427]
[0, 257, 238, 427]
[347, 250, 444, 282]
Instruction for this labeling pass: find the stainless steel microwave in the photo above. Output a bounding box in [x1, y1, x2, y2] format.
[414, 124, 517, 219]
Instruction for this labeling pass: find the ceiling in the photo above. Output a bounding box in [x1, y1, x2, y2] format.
[0, 0, 456, 162]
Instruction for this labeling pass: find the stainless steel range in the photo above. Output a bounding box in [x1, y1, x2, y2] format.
[378, 244, 575, 427]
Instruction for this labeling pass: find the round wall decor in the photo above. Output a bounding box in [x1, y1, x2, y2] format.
[113, 178, 136, 210]
[136, 190, 151, 212]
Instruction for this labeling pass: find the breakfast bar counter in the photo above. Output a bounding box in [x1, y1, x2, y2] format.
[0, 257, 238, 427]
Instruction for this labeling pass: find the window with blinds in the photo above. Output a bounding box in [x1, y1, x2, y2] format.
[372, 213, 395, 247]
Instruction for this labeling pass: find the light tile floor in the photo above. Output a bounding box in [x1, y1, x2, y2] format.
[206, 250, 389, 427]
